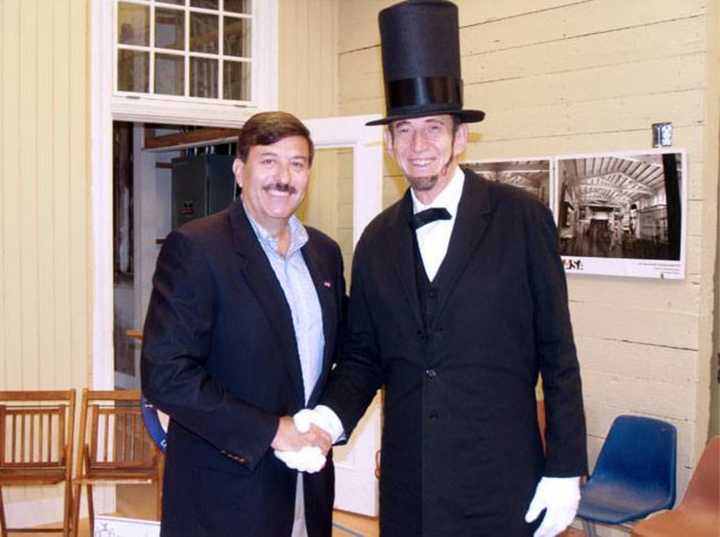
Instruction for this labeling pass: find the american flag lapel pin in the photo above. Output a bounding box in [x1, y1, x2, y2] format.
[323, 281, 332, 288]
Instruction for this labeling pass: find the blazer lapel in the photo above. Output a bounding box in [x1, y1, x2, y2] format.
[389, 192, 425, 331]
[432, 169, 492, 322]
[301, 238, 337, 405]
[229, 201, 304, 406]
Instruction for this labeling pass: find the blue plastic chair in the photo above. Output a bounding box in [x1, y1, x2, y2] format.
[577, 415, 677, 537]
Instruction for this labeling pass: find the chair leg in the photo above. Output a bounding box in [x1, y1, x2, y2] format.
[582, 519, 599, 537]
[63, 480, 72, 537]
[0, 486, 8, 537]
[72, 483, 82, 537]
[156, 456, 165, 521]
[87, 484, 94, 537]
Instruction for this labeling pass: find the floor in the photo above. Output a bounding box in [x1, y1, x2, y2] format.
[33, 484, 585, 537]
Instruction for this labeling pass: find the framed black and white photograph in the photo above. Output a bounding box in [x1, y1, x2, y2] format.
[555, 149, 686, 279]
[463, 158, 552, 208]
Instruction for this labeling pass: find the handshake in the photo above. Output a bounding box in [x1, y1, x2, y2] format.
[271, 406, 344, 473]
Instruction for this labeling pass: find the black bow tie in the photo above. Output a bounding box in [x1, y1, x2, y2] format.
[411, 207, 452, 230]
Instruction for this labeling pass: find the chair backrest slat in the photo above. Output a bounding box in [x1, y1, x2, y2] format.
[0, 390, 75, 471]
[79, 389, 160, 473]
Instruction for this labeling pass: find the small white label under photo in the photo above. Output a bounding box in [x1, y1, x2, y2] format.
[94, 516, 160, 537]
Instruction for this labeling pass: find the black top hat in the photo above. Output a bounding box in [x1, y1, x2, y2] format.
[366, 0, 484, 126]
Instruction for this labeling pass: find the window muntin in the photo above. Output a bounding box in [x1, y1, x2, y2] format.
[115, 0, 254, 104]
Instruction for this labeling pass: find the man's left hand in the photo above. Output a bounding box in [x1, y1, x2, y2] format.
[524, 476, 581, 537]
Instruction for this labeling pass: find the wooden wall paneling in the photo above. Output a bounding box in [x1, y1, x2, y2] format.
[2, 0, 23, 390]
[51, 0, 73, 390]
[307, 0, 321, 116]
[469, 90, 704, 140]
[570, 301, 699, 349]
[458, 0, 704, 56]
[338, 0, 387, 53]
[20, 0, 40, 389]
[466, 55, 705, 115]
[463, 126, 703, 181]
[568, 278, 701, 314]
[68, 0, 89, 388]
[319, 0, 338, 118]
[0, 0, 4, 392]
[454, 0, 610, 28]
[336, 149, 353, 282]
[36, 0, 55, 390]
[578, 337, 698, 384]
[0, 0, 7, 390]
[463, 17, 705, 84]
[279, 0, 338, 118]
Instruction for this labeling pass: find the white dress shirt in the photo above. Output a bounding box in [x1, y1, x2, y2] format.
[410, 166, 465, 281]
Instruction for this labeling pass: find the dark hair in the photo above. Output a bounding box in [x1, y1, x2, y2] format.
[236, 111, 314, 165]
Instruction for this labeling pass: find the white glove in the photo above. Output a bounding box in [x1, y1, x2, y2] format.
[274, 446, 326, 473]
[297, 406, 344, 443]
[273, 408, 343, 473]
[524, 476, 581, 537]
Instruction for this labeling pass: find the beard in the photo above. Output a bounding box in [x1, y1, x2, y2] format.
[406, 174, 439, 192]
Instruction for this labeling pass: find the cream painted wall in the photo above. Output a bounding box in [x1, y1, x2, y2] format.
[0, 0, 89, 392]
[338, 0, 720, 515]
[278, 0, 339, 118]
[0, 0, 90, 524]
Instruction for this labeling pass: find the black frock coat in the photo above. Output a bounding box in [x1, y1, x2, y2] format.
[321, 169, 587, 537]
[141, 200, 346, 537]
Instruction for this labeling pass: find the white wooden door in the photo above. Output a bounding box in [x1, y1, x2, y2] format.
[302, 115, 383, 517]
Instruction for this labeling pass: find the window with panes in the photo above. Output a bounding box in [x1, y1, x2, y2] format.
[115, 0, 255, 103]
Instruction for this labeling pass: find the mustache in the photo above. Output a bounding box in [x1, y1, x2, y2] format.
[263, 182, 297, 195]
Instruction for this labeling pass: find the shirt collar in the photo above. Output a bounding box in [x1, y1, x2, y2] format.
[244, 203, 308, 257]
[410, 166, 465, 218]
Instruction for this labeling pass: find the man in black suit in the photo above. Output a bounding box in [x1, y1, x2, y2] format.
[141, 111, 345, 537]
[304, 2, 588, 536]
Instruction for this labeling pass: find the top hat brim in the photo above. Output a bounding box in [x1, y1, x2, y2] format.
[366, 108, 485, 126]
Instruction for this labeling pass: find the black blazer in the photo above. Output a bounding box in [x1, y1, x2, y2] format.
[141, 200, 345, 537]
[321, 169, 587, 537]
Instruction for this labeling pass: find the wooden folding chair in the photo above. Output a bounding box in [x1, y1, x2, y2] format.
[72, 389, 163, 537]
[0, 390, 76, 537]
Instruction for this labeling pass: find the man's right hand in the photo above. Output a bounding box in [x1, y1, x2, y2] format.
[271, 415, 332, 453]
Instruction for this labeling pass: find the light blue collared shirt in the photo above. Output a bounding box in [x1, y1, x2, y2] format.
[245, 210, 325, 404]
